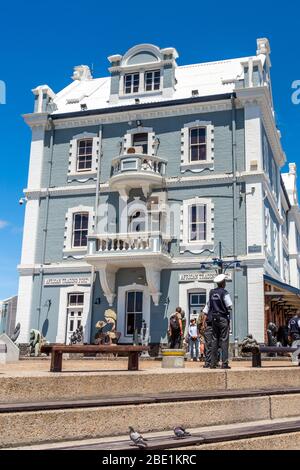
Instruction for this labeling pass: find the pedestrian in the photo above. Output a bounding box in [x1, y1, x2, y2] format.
[288, 310, 300, 365]
[202, 305, 213, 368]
[205, 273, 233, 369]
[197, 313, 206, 361]
[188, 318, 200, 361]
[168, 307, 183, 349]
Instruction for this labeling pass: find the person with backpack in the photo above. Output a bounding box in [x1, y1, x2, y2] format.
[288, 310, 300, 364]
[204, 273, 233, 369]
[168, 307, 183, 349]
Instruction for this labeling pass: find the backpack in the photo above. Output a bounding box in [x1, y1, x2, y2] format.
[170, 315, 180, 332]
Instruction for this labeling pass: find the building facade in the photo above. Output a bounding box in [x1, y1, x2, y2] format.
[16, 39, 300, 347]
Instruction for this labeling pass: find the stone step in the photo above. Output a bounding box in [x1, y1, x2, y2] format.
[1, 367, 300, 403]
[7, 417, 300, 450]
[2, 390, 300, 447]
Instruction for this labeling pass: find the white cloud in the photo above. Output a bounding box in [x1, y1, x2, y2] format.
[0, 220, 9, 229]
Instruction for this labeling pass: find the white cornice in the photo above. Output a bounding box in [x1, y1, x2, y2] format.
[18, 263, 92, 275]
[23, 113, 50, 129]
[236, 86, 286, 168]
[51, 99, 235, 129]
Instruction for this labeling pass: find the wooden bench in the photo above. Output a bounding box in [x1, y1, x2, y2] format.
[251, 345, 300, 367]
[41, 344, 149, 372]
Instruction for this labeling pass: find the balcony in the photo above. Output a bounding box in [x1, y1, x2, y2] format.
[109, 152, 167, 196]
[85, 231, 172, 306]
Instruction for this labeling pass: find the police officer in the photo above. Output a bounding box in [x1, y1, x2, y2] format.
[288, 310, 300, 365]
[205, 273, 232, 369]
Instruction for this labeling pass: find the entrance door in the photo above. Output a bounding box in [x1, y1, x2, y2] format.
[66, 293, 84, 343]
[125, 291, 143, 337]
[189, 292, 207, 321]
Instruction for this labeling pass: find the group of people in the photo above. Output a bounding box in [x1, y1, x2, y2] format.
[168, 273, 232, 369]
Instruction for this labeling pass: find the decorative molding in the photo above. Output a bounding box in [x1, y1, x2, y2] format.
[144, 265, 161, 306]
[98, 264, 117, 306]
[180, 197, 214, 253]
[64, 205, 95, 252]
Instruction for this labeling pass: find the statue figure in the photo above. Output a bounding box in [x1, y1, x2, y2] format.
[95, 309, 120, 345]
[70, 325, 84, 345]
[10, 323, 20, 343]
[267, 322, 278, 347]
[240, 334, 260, 355]
[29, 329, 46, 357]
[266, 322, 278, 356]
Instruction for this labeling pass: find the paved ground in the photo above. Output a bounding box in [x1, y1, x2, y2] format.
[0, 356, 297, 377]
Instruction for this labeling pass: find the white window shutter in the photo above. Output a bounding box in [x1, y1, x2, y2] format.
[206, 125, 214, 162]
[181, 127, 189, 164]
[147, 132, 155, 156]
[92, 137, 99, 171]
[68, 139, 77, 174]
[123, 133, 132, 153]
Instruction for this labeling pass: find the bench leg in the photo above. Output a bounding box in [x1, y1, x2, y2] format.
[128, 352, 139, 371]
[50, 352, 63, 372]
[252, 351, 262, 368]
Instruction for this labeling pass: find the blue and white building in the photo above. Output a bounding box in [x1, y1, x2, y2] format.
[16, 38, 300, 347]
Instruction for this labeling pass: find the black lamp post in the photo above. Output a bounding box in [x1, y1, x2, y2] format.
[200, 241, 242, 275]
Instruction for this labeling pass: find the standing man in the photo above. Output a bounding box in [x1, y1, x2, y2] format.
[201, 306, 213, 368]
[288, 310, 300, 365]
[205, 274, 233, 369]
[168, 307, 183, 349]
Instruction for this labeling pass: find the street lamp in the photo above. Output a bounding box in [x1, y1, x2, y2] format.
[199, 242, 242, 275]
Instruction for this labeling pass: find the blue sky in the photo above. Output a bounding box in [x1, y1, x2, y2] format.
[0, 0, 300, 299]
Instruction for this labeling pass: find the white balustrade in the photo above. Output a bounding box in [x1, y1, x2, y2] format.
[88, 232, 171, 256]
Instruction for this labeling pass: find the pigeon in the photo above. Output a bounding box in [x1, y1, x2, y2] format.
[173, 426, 191, 438]
[129, 426, 148, 448]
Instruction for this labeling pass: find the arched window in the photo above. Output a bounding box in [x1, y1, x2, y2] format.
[128, 210, 146, 232]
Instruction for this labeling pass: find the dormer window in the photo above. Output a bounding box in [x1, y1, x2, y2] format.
[124, 73, 140, 94]
[145, 70, 160, 91]
[133, 133, 148, 154]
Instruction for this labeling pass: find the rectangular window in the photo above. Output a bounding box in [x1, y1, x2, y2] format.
[77, 139, 93, 171]
[124, 73, 140, 94]
[145, 70, 160, 91]
[189, 205, 207, 242]
[72, 213, 89, 247]
[189, 128, 207, 162]
[189, 292, 207, 320]
[126, 291, 143, 336]
[133, 133, 148, 154]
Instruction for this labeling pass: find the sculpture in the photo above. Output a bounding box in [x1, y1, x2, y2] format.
[267, 322, 278, 347]
[70, 325, 84, 345]
[240, 334, 260, 355]
[95, 309, 120, 345]
[10, 323, 20, 343]
[29, 329, 46, 357]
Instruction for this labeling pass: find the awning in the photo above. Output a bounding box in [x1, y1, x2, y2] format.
[264, 274, 300, 309]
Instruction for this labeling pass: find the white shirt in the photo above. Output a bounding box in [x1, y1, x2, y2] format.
[188, 325, 198, 337]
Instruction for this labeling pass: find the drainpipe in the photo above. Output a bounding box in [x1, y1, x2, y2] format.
[37, 116, 55, 331]
[86, 124, 103, 342]
[231, 94, 238, 341]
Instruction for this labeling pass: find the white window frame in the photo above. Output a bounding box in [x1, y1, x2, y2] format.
[125, 290, 144, 337]
[72, 212, 89, 248]
[64, 205, 94, 254]
[181, 121, 214, 172]
[123, 127, 155, 156]
[144, 69, 161, 92]
[68, 132, 99, 176]
[180, 198, 214, 253]
[265, 207, 272, 257]
[188, 204, 207, 243]
[117, 284, 150, 343]
[189, 127, 207, 162]
[76, 138, 93, 172]
[124, 72, 140, 94]
[66, 292, 84, 343]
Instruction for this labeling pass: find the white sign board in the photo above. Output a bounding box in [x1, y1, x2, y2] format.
[44, 277, 91, 286]
[179, 272, 232, 282]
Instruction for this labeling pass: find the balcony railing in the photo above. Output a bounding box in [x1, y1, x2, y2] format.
[87, 231, 171, 256]
[111, 153, 167, 178]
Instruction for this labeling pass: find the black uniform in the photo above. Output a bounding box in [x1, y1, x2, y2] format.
[207, 287, 232, 368]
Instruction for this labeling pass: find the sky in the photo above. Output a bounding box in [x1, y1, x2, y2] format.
[0, 0, 300, 299]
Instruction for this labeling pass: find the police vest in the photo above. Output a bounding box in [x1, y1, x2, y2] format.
[208, 288, 230, 320]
